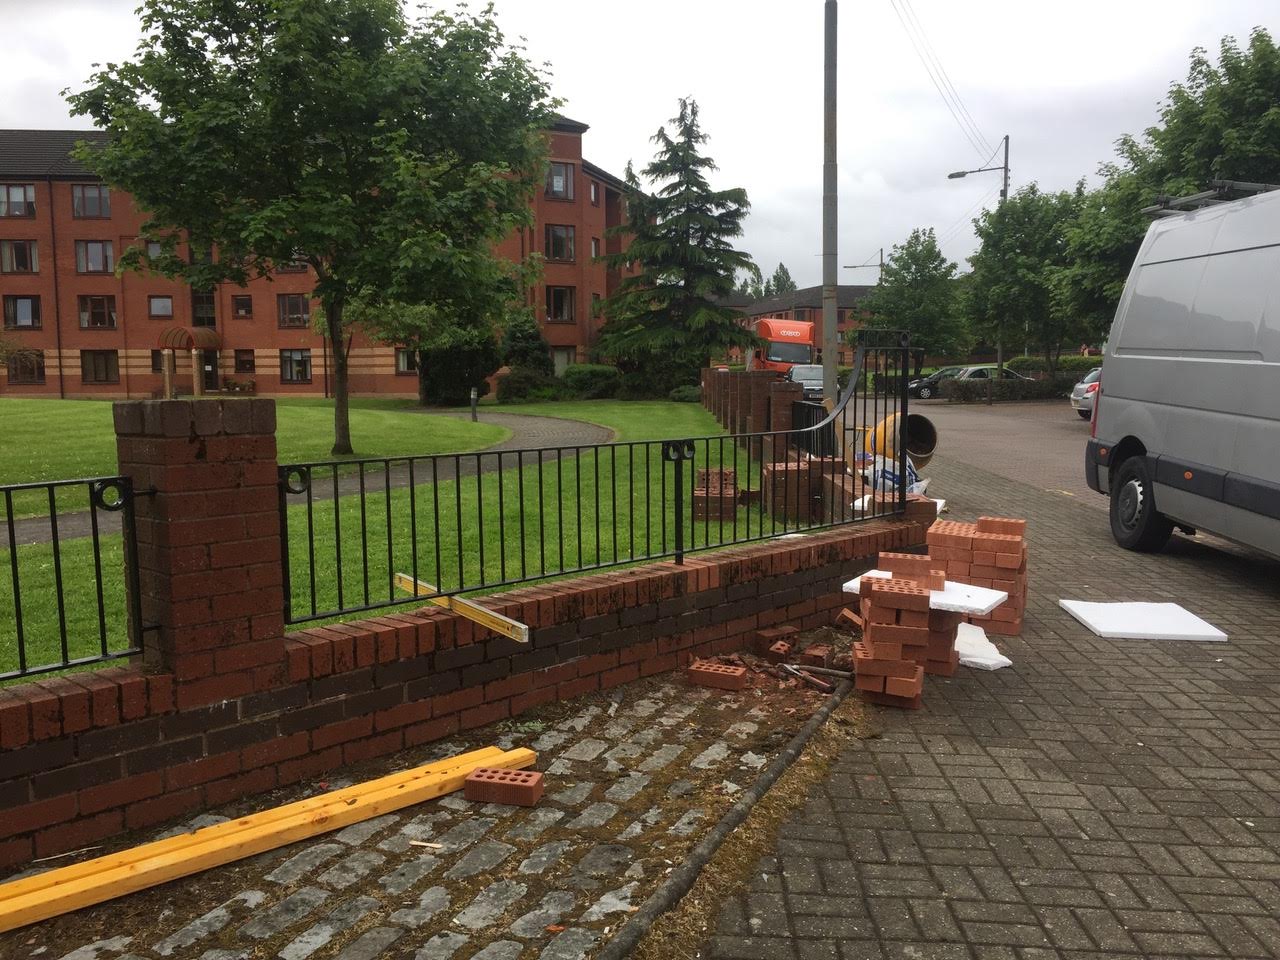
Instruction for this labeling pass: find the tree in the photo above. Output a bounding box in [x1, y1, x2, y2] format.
[1059, 27, 1280, 336]
[769, 262, 797, 294]
[967, 185, 1082, 373]
[598, 99, 756, 394]
[499, 309, 553, 376]
[861, 228, 966, 356]
[69, 0, 553, 454]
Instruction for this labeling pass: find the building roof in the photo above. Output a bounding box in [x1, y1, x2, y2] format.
[0, 129, 109, 179]
[552, 114, 590, 134]
[581, 158, 631, 195]
[743, 284, 876, 316]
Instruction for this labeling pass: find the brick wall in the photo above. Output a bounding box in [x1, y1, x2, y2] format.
[0, 398, 927, 869]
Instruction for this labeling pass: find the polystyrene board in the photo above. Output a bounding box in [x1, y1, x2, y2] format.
[843, 569, 1008, 616]
[955, 622, 1012, 671]
[1059, 600, 1228, 642]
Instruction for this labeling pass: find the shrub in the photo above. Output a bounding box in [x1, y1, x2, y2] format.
[1005, 354, 1100, 377]
[500, 311, 553, 376]
[420, 330, 500, 406]
[668, 385, 701, 403]
[561, 363, 621, 399]
[496, 366, 567, 403]
[941, 374, 1077, 403]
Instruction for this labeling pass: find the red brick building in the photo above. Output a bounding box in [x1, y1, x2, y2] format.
[740, 285, 874, 366]
[0, 117, 630, 399]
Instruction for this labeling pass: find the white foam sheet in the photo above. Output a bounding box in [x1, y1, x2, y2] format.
[843, 569, 1008, 617]
[955, 623, 1012, 671]
[1059, 600, 1228, 642]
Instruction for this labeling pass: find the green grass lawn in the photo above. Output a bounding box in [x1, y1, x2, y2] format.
[0, 397, 509, 487]
[2, 399, 811, 677]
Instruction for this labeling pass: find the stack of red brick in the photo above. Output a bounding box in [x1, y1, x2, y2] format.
[693, 468, 737, 521]
[926, 516, 1028, 635]
[852, 552, 965, 709]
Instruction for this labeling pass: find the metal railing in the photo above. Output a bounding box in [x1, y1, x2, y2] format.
[277, 332, 912, 626]
[0, 476, 143, 680]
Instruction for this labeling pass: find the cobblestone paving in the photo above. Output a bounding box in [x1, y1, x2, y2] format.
[708, 455, 1280, 959]
[9, 676, 814, 960]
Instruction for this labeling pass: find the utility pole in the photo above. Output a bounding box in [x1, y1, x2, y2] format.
[821, 0, 838, 401]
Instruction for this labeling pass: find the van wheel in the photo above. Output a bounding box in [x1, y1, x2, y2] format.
[1077, 409, 1090, 420]
[918, 385, 932, 399]
[1110, 456, 1173, 551]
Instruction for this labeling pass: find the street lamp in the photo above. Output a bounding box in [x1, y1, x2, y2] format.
[947, 134, 1009, 202]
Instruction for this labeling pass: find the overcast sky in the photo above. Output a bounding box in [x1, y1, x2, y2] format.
[5, 0, 1273, 285]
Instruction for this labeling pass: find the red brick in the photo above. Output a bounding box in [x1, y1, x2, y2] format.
[511, 686, 558, 715]
[176, 671, 253, 710]
[434, 686, 484, 717]
[861, 689, 923, 710]
[148, 674, 175, 714]
[601, 663, 640, 689]
[867, 578, 930, 612]
[1, 794, 78, 838]
[764, 641, 792, 664]
[688, 660, 748, 691]
[465, 768, 544, 807]
[0, 837, 33, 871]
[885, 666, 925, 698]
[35, 810, 124, 858]
[26, 686, 62, 740]
[855, 672, 886, 693]
[117, 672, 149, 720]
[205, 766, 276, 806]
[557, 675, 598, 701]
[375, 700, 432, 732]
[80, 771, 166, 816]
[639, 652, 679, 677]
[285, 641, 311, 683]
[312, 715, 373, 749]
[798, 645, 831, 668]
[461, 700, 510, 730]
[342, 730, 403, 764]
[404, 715, 460, 747]
[0, 692, 30, 748]
[166, 752, 241, 790]
[897, 609, 930, 628]
[277, 745, 343, 786]
[242, 731, 309, 770]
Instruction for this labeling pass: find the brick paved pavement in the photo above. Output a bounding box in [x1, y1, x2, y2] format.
[707, 454, 1280, 959]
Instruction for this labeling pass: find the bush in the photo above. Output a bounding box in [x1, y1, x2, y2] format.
[561, 363, 621, 399]
[500, 311, 553, 376]
[420, 331, 500, 406]
[1006, 354, 1100, 377]
[941, 374, 1077, 403]
[496, 366, 567, 403]
[668, 385, 701, 403]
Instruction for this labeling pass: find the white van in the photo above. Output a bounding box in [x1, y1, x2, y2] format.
[1086, 185, 1280, 558]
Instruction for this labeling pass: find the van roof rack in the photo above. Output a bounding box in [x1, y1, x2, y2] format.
[1142, 179, 1280, 218]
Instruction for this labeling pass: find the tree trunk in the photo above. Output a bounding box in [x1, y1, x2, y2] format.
[326, 298, 353, 456]
[416, 351, 430, 406]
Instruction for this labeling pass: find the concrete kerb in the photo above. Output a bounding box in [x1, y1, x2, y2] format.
[595, 679, 854, 960]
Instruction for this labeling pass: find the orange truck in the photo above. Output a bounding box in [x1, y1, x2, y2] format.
[745, 317, 815, 373]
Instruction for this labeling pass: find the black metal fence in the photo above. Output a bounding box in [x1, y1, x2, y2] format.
[278, 333, 913, 626]
[0, 476, 143, 681]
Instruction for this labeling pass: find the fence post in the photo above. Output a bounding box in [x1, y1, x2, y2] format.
[113, 398, 287, 708]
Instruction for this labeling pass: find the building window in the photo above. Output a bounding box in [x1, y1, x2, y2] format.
[2, 295, 40, 329]
[78, 295, 117, 329]
[545, 224, 575, 262]
[551, 347, 576, 376]
[590, 237, 601, 259]
[589, 180, 599, 206]
[0, 240, 37, 273]
[146, 240, 163, 259]
[81, 350, 120, 383]
[276, 258, 308, 273]
[232, 295, 253, 318]
[395, 348, 418, 375]
[234, 349, 256, 374]
[75, 240, 114, 274]
[546, 285, 575, 323]
[546, 162, 574, 200]
[192, 289, 216, 327]
[148, 295, 174, 320]
[280, 349, 311, 383]
[72, 184, 111, 218]
[7, 351, 44, 384]
[151, 350, 165, 373]
[277, 294, 310, 328]
[0, 184, 35, 218]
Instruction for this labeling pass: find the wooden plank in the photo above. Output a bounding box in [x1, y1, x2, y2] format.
[0, 747, 535, 933]
[394, 573, 529, 643]
[0, 746, 504, 902]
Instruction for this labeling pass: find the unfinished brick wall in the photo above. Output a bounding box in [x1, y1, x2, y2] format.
[0, 397, 929, 870]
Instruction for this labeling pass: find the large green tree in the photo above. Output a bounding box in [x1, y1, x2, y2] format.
[967, 185, 1082, 373]
[769, 262, 798, 294]
[68, 0, 553, 454]
[598, 99, 756, 393]
[1059, 27, 1280, 335]
[861, 228, 966, 356]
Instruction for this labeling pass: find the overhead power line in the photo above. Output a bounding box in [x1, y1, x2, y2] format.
[887, 0, 992, 161]
[937, 185, 1000, 246]
[898, 0, 993, 156]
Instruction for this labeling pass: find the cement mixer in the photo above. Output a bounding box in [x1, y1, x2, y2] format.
[864, 413, 937, 469]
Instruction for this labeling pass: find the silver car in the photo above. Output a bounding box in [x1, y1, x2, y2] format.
[1069, 367, 1102, 419]
[786, 364, 825, 400]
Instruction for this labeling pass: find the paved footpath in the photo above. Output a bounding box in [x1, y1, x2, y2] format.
[708, 453, 1280, 959]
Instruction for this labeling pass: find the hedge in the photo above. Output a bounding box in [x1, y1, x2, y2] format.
[560, 363, 621, 399]
[496, 366, 568, 403]
[1005, 354, 1101, 376]
[941, 374, 1077, 403]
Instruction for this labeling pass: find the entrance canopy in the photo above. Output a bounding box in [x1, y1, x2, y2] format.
[157, 326, 220, 351]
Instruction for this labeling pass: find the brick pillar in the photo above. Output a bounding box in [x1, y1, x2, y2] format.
[764, 381, 803, 462]
[744, 371, 774, 440]
[114, 399, 286, 710]
[715, 370, 730, 426]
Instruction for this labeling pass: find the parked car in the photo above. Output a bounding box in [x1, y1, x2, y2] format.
[1069, 367, 1102, 419]
[786, 364, 825, 400]
[908, 366, 962, 399]
[1086, 186, 1280, 557]
[953, 365, 1030, 381]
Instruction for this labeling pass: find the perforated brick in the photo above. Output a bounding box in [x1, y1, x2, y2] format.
[688, 660, 748, 691]
[866, 578, 930, 612]
[764, 641, 792, 664]
[464, 767, 545, 807]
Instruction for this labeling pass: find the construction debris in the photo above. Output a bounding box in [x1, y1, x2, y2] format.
[688, 660, 749, 691]
[464, 767, 546, 806]
[926, 517, 1029, 635]
[0, 746, 535, 934]
[1058, 600, 1227, 642]
[954, 622, 1013, 670]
